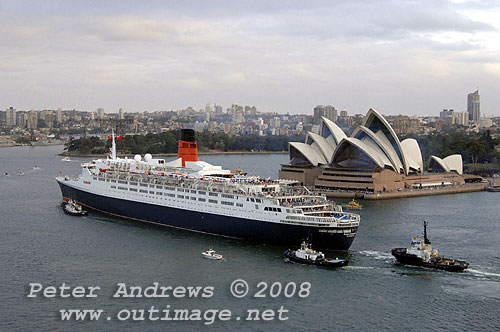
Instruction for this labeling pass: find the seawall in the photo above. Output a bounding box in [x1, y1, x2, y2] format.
[321, 183, 487, 200]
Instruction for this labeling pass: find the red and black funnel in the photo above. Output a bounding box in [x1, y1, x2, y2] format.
[178, 129, 198, 167]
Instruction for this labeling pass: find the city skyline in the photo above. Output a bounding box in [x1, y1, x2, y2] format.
[1, 1, 499, 116]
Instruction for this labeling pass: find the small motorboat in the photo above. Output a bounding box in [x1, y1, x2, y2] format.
[391, 221, 469, 272]
[284, 242, 349, 268]
[18, 170, 25, 176]
[201, 248, 223, 260]
[62, 200, 88, 216]
[61, 157, 71, 162]
[487, 184, 500, 192]
[33, 165, 40, 170]
[345, 199, 362, 209]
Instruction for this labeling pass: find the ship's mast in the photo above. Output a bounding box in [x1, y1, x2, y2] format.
[423, 221, 431, 245]
[110, 130, 116, 160]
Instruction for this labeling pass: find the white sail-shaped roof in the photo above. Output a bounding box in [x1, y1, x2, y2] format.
[305, 132, 335, 163]
[362, 109, 408, 174]
[400, 138, 423, 174]
[321, 116, 347, 147]
[429, 156, 450, 172]
[287, 108, 464, 177]
[443, 155, 463, 174]
[289, 142, 327, 166]
[331, 137, 393, 170]
[429, 155, 462, 174]
[352, 126, 402, 173]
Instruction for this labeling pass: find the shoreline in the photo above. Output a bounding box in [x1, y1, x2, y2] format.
[0, 142, 65, 148]
[321, 183, 487, 200]
[59, 150, 288, 157]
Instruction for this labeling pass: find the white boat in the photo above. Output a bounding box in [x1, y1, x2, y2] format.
[61, 157, 71, 162]
[202, 249, 223, 260]
[33, 165, 40, 169]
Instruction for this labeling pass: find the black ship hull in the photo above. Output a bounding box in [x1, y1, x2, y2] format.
[391, 248, 468, 272]
[284, 250, 349, 268]
[58, 182, 357, 250]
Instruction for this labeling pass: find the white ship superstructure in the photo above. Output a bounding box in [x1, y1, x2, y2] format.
[56, 131, 360, 249]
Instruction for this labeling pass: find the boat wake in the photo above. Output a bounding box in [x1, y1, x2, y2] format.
[467, 268, 500, 279]
[344, 266, 374, 270]
[358, 250, 394, 261]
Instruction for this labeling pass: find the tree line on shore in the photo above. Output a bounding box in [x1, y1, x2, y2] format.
[64, 130, 500, 170]
[402, 130, 500, 170]
[64, 130, 304, 155]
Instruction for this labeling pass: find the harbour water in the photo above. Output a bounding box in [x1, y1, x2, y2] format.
[1, 145, 499, 332]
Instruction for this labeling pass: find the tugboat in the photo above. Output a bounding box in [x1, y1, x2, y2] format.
[62, 200, 88, 216]
[284, 242, 349, 268]
[201, 248, 223, 260]
[391, 221, 469, 272]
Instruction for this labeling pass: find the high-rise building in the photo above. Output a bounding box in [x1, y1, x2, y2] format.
[97, 108, 105, 119]
[118, 108, 124, 120]
[16, 111, 27, 128]
[214, 104, 223, 115]
[56, 108, 63, 122]
[440, 109, 454, 118]
[5, 107, 16, 126]
[313, 105, 338, 123]
[467, 89, 480, 122]
[453, 112, 468, 126]
[27, 110, 38, 129]
[205, 103, 212, 113]
[271, 117, 280, 128]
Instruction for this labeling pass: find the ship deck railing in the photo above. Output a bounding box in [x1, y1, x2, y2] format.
[91, 170, 338, 201]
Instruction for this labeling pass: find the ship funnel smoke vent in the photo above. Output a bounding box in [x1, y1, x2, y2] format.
[181, 129, 196, 142]
[178, 129, 198, 167]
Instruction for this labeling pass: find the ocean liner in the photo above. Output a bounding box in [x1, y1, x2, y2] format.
[56, 130, 360, 250]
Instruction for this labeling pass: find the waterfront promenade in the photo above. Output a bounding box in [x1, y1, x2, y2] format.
[321, 183, 487, 200]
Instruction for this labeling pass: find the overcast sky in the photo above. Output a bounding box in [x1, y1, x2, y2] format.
[1, 0, 499, 116]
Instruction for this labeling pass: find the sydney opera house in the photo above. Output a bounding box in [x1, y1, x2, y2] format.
[279, 109, 467, 193]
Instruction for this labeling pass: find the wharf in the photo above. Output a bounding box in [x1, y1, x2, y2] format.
[320, 183, 487, 200]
